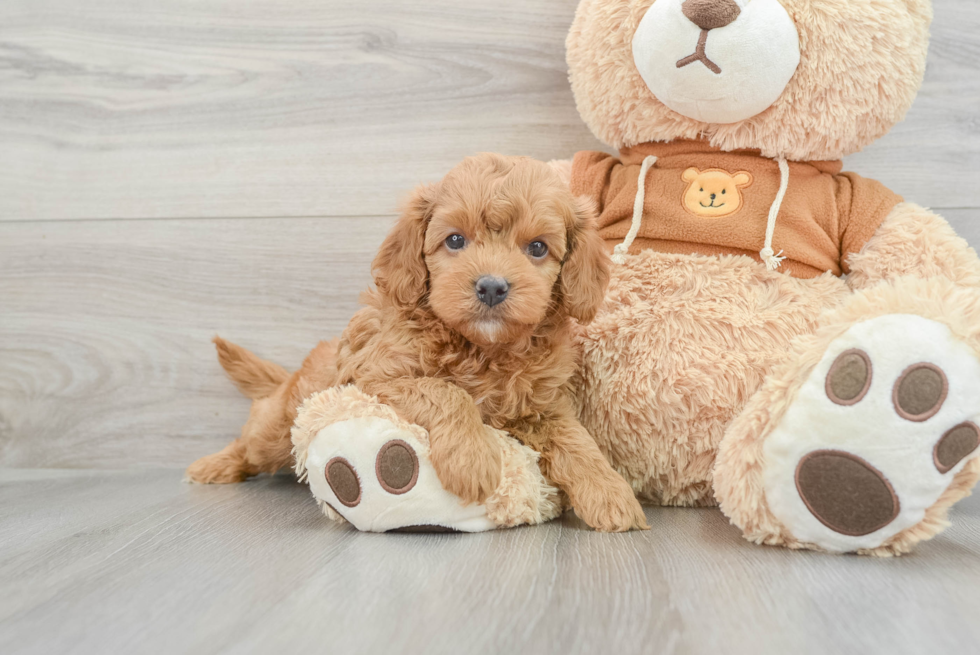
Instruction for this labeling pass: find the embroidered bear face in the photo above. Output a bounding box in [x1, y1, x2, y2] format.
[681, 167, 753, 218]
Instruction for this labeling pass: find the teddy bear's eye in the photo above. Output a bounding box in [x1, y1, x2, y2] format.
[699, 188, 703, 192]
[722, 189, 726, 194]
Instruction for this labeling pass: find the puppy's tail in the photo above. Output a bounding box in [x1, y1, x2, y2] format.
[213, 336, 290, 400]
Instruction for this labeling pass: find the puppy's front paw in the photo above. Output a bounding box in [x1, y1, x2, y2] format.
[574, 476, 649, 532]
[432, 431, 503, 505]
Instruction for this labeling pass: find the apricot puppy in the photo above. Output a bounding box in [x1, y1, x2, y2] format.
[187, 153, 648, 532]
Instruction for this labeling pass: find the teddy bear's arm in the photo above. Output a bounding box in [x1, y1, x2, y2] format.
[567, 151, 625, 215]
[845, 202, 980, 291]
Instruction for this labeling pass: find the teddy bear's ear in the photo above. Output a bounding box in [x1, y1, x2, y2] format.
[682, 167, 700, 182]
[733, 172, 753, 188]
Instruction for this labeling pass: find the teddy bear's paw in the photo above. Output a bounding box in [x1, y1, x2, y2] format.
[762, 314, 980, 554]
[302, 415, 498, 533]
[293, 386, 562, 533]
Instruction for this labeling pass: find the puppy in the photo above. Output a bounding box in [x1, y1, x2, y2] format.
[187, 153, 648, 532]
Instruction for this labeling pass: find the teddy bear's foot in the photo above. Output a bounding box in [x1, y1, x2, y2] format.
[760, 313, 980, 554]
[290, 386, 562, 533]
[715, 279, 980, 555]
[763, 314, 980, 552]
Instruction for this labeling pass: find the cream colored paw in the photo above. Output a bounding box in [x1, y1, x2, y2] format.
[291, 386, 561, 533]
[763, 314, 980, 553]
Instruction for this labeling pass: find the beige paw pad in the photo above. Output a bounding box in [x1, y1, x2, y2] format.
[376, 440, 419, 495]
[935, 422, 980, 474]
[795, 450, 899, 537]
[325, 457, 361, 508]
[825, 349, 872, 406]
[893, 363, 948, 422]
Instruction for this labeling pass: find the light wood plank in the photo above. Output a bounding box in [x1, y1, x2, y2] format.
[0, 0, 594, 221]
[1, 468, 979, 655]
[0, 216, 390, 468]
[845, 0, 980, 200]
[0, 0, 978, 222]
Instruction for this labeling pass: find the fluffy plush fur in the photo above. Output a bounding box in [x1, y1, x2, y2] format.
[846, 203, 980, 291]
[187, 154, 648, 533]
[575, 248, 848, 506]
[562, 0, 980, 554]
[567, 0, 932, 161]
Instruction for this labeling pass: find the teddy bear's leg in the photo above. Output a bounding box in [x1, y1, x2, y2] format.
[715, 277, 980, 555]
[846, 202, 980, 290]
[575, 250, 847, 507]
[290, 385, 562, 532]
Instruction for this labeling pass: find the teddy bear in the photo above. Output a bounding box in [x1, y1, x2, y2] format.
[560, 0, 980, 555]
[293, 0, 980, 554]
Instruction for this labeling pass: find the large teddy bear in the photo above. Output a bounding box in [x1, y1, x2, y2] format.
[562, 0, 980, 555]
[292, 0, 980, 555]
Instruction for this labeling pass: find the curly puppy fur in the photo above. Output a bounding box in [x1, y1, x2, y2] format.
[186, 153, 648, 533]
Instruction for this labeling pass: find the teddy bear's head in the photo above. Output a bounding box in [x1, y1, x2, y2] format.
[567, 0, 932, 161]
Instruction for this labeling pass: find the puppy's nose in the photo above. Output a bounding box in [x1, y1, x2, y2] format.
[475, 276, 509, 307]
[682, 0, 740, 31]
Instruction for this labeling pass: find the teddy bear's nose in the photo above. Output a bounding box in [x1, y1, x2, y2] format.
[710, 193, 717, 200]
[682, 0, 741, 31]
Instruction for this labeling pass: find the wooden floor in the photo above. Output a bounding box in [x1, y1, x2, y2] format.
[3, 469, 980, 655]
[2, 1, 980, 653]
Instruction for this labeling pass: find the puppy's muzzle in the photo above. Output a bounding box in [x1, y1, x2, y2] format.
[475, 276, 509, 308]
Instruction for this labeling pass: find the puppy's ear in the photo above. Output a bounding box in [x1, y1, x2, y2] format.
[372, 183, 437, 307]
[559, 196, 610, 324]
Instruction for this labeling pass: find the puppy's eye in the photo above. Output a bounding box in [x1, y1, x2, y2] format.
[526, 241, 549, 259]
[445, 234, 467, 251]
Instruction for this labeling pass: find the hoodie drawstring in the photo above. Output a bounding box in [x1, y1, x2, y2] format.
[760, 158, 789, 271]
[611, 155, 658, 265]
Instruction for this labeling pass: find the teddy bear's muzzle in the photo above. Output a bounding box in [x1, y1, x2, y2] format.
[675, 0, 742, 75]
[631, 0, 800, 124]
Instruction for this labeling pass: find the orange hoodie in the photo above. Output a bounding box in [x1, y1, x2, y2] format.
[571, 140, 902, 279]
